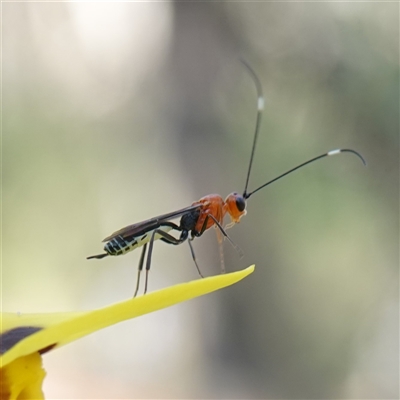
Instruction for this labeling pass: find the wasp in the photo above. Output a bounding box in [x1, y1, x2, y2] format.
[88, 61, 366, 297]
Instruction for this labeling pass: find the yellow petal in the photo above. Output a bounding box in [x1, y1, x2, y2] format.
[1, 266, 254, 367]
[0, 353, 45, 400]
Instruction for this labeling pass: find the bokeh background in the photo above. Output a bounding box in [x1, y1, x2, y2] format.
[3, 2, 398, 399]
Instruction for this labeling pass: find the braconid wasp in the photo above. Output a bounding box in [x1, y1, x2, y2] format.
[88, 61, 366, 297]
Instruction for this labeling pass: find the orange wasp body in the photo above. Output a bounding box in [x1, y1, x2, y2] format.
[191, 193, 246, 235]
[88, 61, 366, 296]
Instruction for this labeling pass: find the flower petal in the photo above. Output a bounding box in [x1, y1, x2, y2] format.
[0, 353, 45, 400]
[1, 266, 254, 366]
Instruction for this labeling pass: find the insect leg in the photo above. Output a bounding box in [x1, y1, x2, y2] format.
[157, 230, 187, 245]
[197, 214, 244, 258]
[215, 227, 226, 274]
[157, 229, 203, 278]
[133, 243, 147, 298]
[144, 230, 158, 295]
[143, 228, 183, 295]
[188, 237, 204, 278]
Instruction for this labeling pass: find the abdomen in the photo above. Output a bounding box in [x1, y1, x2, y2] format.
[104, 226, 173, 256]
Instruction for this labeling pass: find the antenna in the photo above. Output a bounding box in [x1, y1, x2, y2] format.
[240, 59, 264, 199]
[244, 149, 366, 199]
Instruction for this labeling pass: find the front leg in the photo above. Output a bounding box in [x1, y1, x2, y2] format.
[196, 213, 243, 257]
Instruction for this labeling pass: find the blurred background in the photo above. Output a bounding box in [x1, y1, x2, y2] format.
[3, 2, 398, 399]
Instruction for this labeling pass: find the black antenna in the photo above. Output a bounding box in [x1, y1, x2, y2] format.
[244, 149, 366, 199]
[241, 59, 264, 199]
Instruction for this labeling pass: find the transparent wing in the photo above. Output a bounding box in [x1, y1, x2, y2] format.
[102, 204, 202, 242]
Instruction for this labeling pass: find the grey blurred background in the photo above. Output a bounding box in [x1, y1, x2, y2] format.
[3, 2, 398, 399]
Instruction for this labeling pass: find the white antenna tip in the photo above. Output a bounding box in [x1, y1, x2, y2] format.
[258, 97, 264, 111]
[328, 149, 341, 156]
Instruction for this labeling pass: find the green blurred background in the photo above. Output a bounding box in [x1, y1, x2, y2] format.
[3, 2, 398, 399]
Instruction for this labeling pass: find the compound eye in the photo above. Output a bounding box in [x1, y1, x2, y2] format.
[235, 196, 246, 212]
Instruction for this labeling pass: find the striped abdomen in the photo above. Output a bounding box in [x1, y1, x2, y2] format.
[104, 226, 173, 256]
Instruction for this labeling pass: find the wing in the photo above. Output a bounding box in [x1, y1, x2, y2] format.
[102, 204, 202, 242]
